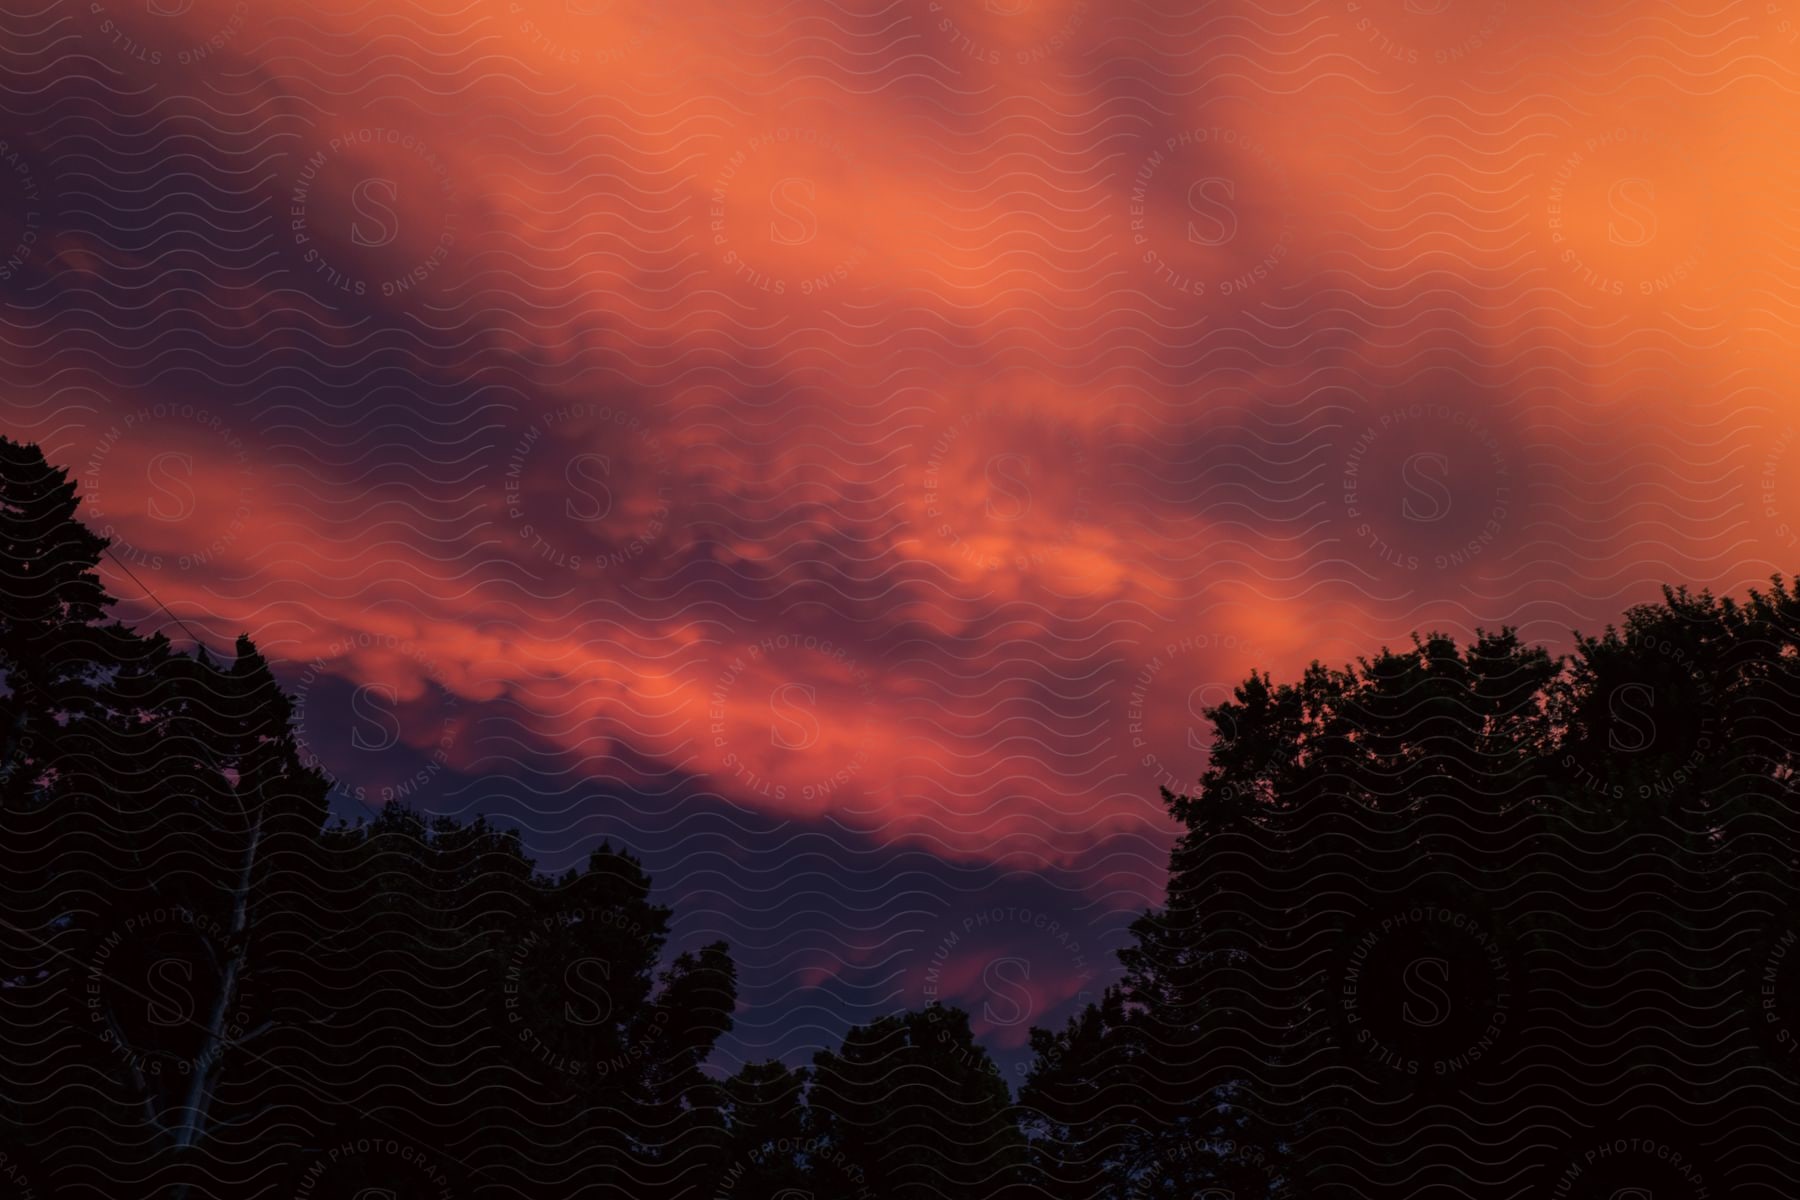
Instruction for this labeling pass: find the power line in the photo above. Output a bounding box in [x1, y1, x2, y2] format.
[100, 545, 216, 655]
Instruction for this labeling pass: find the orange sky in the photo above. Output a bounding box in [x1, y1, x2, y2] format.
[4, 0, 1799, 1063]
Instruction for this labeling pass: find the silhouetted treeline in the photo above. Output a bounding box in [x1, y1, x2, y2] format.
[4, 434, 1799, 1198]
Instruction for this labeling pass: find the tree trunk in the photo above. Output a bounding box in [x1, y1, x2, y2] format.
[167, 798, 265, 1197]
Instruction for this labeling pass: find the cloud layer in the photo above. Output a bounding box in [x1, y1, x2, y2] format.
[3, 0, 1797, 1075]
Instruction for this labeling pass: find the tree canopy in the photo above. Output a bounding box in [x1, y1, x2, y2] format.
[5, 433, 1798, 1198]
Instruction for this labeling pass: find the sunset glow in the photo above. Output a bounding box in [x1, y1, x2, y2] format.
[4, 0, 1797, 1072]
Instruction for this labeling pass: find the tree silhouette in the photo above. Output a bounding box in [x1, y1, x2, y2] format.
[0, 437, 738, 1198]
[808, 1005, 1028, 1199]
[10, 431, 1800, 1199]
[1, 438, 333, 1192]
[710, 1059, 816, 1199]
[1020, 597, 1800, 1197]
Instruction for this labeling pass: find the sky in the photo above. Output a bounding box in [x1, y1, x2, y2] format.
[2, 0, 1797, 1080]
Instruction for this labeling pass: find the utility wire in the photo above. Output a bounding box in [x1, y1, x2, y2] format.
[101, 546, 216, 655]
